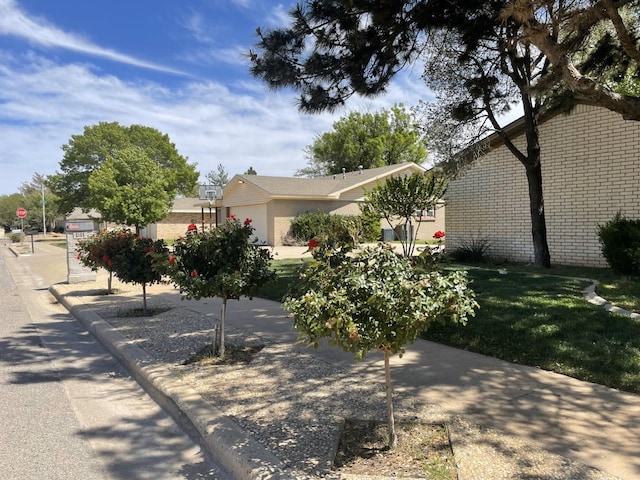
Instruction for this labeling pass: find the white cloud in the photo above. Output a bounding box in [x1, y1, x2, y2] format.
[0, 0, 186, 75]
[0, 49, 432, 195]
[265, 4, 291, 28]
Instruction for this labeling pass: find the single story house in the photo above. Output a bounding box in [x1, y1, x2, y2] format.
[154, 197, 218, 240]
[445, 102, 640, 267]
[212, 162, 445, 246]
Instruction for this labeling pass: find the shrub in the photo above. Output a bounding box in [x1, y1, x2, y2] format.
[598, 212, 640, 276]
[290, 210, 375, 244]
[9, 232, 23, 243]
[359, 207, 382, 242]
[450, 236, 491, 263]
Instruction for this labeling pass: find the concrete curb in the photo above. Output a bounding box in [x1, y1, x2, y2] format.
[582, 279, 640, 319]
[50, 284, 294, 480]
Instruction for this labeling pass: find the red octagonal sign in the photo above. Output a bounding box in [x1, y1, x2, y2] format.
[16, 208, 27, 218]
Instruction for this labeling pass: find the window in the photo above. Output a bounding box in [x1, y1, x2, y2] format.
[416, 208, 435, 221]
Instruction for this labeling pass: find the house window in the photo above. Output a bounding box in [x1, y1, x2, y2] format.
[416, 208, 435, 221]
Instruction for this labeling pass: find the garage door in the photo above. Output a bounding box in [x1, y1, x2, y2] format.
[228, 205, 268, 245]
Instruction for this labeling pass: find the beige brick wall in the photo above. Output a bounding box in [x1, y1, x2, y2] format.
[157, 212, 204, 241]
[446, 104, 640, 267]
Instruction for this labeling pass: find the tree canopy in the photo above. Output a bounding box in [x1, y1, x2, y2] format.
[414, 17, 555, 267]
[0, 193, 26, 231]
[503, 0, 640, 120]
[87, 146, 172, 229]
[48, 122, 198, 214]
[297, 104, 427, 177]
[249, 1, 640, 120]
[205, 163, 230, 186]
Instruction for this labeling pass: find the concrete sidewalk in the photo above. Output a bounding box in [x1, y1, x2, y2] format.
[8, 240, 640, 479]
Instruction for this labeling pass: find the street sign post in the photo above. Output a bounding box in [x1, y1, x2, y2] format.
[16, 208, 27, 234]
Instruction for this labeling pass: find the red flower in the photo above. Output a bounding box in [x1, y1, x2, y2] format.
[102, 255, 109, 262]
[76, 254, 81, 260]
[244, 218, 252, 226]
[107, 259, 113, 266]
[308, 239, 319, 249]
[191, 270, 197, 277]
[169, 255, 176, 264]
[433, 231, 446, 239]
[230, 214, 236, 220]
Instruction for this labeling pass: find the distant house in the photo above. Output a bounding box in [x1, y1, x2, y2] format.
[445, 103, 640, 267]
[213, 162, 445, 246]
[154, 197, 216, 240]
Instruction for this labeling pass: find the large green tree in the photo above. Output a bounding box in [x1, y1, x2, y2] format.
[503, 0, 640, 120]
[298, 104, 427, 177]
[88, 146, 172, 231]
[0, 193, 25, 231]
[48, 122, 198, 214]
[249, 1, 592, 268]
[250, 1, 640, 117]
[415, 19, 556, 267]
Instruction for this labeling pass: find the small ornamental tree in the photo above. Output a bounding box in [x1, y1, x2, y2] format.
[361, 172, 447, 258]
[158, 217, 276, 358]
[110, 232, 167, 316]
[284, 241, 477, 448]
[76, 228, 132, 294]
[77, 228, 166, 313]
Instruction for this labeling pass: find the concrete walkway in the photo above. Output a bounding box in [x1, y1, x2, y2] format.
[8, 240, 640, 479]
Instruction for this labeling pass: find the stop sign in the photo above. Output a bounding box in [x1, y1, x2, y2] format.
[16, 208, 27, 218]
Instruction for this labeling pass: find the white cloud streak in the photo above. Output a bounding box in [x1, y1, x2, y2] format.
[0, 50, 431, 194]
[0, 0, 186, 75]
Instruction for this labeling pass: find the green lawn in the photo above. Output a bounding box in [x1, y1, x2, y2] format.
[258, 259, 640, 394]
[256, 258, 309, 302]
[424, 268, 640, 393]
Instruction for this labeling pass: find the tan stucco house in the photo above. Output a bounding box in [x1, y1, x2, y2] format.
[445, 102, 640, 267]
[214, 162, 445, 246]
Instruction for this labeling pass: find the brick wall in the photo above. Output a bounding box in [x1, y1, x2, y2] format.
[446, 104, 640, 267]
[156, 212, 201, 241]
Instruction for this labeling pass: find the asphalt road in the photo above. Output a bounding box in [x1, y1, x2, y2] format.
[0, 241, 230, 480]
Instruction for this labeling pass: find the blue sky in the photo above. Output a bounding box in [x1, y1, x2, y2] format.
[0, 0, 432, 195]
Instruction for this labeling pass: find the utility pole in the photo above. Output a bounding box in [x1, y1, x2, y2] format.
[41, 184, 47, 237]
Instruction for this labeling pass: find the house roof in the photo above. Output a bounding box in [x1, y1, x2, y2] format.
[171, 197, 213, 212]
[228, 162, 426, 200]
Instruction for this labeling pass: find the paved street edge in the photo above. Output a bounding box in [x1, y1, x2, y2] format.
[50, 284, 292, 480]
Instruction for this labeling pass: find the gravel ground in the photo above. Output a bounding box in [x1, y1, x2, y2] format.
[77, 285, 619, 480]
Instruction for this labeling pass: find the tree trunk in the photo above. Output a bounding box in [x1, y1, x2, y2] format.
[142, 282, 147, 316]
[107, 271, 113, 294]
[384, 348, 397, 448]
[219, 298, 227, 359]
[525, 161, 551, 268]
[518, 74, 551, 269]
